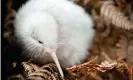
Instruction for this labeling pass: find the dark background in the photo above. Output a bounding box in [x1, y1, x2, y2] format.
[2, 0, 27, 80]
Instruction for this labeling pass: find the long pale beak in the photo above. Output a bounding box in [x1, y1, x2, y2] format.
[49, 51, 64, 79]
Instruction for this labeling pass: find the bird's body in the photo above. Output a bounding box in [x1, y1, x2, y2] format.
[14, 0, 95, 78]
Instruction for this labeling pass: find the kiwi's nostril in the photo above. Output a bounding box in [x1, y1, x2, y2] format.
[38, 41, 43, 44]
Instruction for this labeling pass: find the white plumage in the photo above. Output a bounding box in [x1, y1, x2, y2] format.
[14, 0, 95, 78]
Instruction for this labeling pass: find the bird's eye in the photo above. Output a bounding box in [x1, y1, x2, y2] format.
[38, 40, 43, 44]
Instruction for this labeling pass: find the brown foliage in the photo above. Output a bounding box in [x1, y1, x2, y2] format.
[4, 0, 133, 80]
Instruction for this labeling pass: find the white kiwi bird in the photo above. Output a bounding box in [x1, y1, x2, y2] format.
[14, 0, 95, 79]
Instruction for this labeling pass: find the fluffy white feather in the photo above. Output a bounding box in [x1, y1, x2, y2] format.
[14, 0, 95, 78]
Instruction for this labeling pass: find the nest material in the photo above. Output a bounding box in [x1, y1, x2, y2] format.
[8, 60, 133, 80]
[8, 62, 62, 80]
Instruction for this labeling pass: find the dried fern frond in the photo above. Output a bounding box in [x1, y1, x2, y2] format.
[67, 60, 117, 73]
[67, 60, 133, 80]
[8, 60, 133, 80]
[22, 62, 62, 80]
[100, 1, 133, 30]
[73, 0, 133, 30]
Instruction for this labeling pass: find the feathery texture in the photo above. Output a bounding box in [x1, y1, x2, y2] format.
[100, 1, 133, 30]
